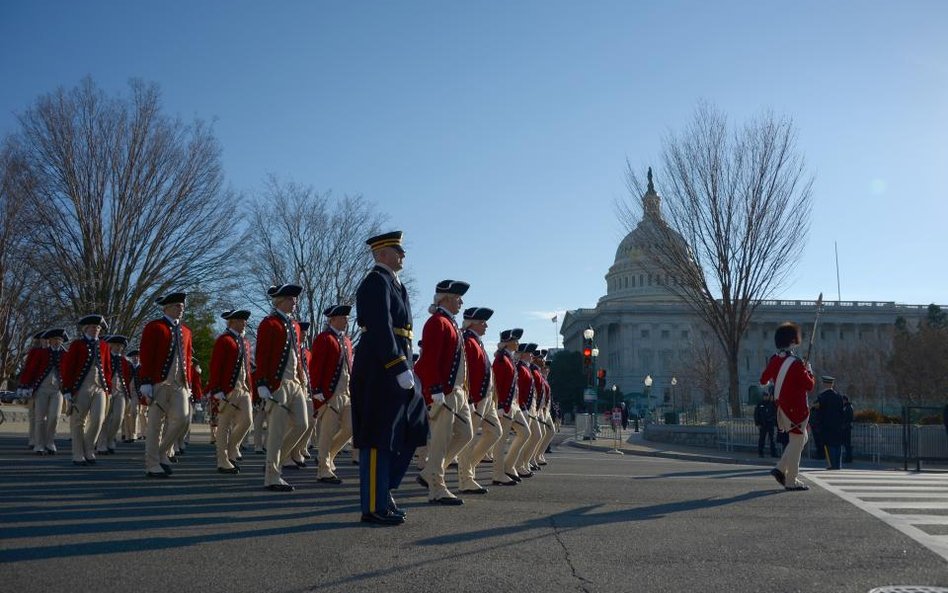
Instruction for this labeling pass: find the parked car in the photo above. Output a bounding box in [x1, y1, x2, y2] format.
[0, 391, 17, 404]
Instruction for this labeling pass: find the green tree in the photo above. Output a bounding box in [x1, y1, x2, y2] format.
[183, 291, 218, 383]
[548, 350, 586, 413]
[927, 304, 946, 329]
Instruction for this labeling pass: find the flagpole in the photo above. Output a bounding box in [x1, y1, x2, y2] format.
[552, 313, 560, 348]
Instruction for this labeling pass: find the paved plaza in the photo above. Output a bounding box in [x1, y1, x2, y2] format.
[1, 414, 947, 593]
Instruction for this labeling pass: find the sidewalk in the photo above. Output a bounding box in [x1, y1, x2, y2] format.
[566, 428, 936, 472]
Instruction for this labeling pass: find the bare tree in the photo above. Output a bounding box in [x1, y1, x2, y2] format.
[244, 176, 387, 331]
[679, 336, 728, 424]
[814, 333, 895, 411]
[888, 314, 948, 406]
[620, 102, 814, 416]
[6, 77, 243, 337]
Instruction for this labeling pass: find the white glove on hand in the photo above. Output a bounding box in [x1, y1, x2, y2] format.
[431, 392, 445, 405]
[396, 370, 415, 390]
[805, 362, 813, 374]
[212, 391, 224, 401]
[314, 392, 325, 402]
[140, 384, 153, 400]
[257, 386, 272, 401]
[63, 392, 73, 403]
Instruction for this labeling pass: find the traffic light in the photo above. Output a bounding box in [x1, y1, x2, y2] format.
[582, 347, 592, 366]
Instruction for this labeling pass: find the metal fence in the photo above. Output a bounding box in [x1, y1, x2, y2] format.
[715, 418, 948, 464]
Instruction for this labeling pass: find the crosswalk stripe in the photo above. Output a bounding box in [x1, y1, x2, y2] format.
[805, 469, 948, 563]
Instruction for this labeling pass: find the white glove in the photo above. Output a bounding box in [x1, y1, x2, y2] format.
[314, 392, 325, 402]
[63, 392, 73, 403]
[257, 386, 272, 401]
[212, 391, 224, 401]
[805, 362, 813, 373]
[140, 384, 153, 400]
[396, 370, 415, 390]
[431, 392, 445, 405]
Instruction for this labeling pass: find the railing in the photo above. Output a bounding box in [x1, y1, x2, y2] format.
[715, 418, 948, 464]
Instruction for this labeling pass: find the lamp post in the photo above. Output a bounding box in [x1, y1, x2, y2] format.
[671, 376, 678, 425]
[644, 374, 653, 424]
[607, 383, 624, 455]
[582, 326, 596, 440]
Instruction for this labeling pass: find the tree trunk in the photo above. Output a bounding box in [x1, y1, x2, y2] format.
[727, 352, 741, 418]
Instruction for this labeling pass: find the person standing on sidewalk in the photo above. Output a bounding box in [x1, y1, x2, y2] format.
[842, 395, 854, 463]
[760, 322, 814, 491]
[754, 391, 778, 458]
[815, 376, 845, 470]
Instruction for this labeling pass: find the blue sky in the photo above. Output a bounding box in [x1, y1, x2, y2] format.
[2, 1, 946, 350]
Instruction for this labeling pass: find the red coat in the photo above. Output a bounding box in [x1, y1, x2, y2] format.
[414, 310, 463, 404]
[516, 360, 535, 409]
[18, 347, 63, 390]
[760, 352, 814, 434]
[207, 330, 252, 396]
[492, 349, 517, 414]
[139, 317, 193, 388]
[530, 364, 545, 408]
[189, 367, 204, 400]
[61, 338, 113, 394]
[109, 354, 134, 397]
[463, 330, 491, 405]
[252, 313, 303, 392]
[309, 329, 353, 409]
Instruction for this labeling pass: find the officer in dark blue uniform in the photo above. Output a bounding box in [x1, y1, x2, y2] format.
[350, 231, 428, 526]
[815, 376, 845, 469]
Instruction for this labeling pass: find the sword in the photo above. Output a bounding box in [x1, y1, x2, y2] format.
[804, 292, 824, 364]
[437, 402, 469, 425]
[504, 413, 529, 429]
[472, 408, 497, 429]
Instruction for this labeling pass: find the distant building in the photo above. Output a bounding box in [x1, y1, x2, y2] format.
[560, 184, 930, 414]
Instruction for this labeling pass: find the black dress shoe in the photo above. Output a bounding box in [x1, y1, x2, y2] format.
[460, 486, 489, 495]
[73, 460, 89, 466]
[492, 479, 517, 486]
[295, 460, 307, 468]
[519, 471, 534, 478]
[318, 476, 343, 485]
[416, 475, 429, 488]
[785, 483, 810, 491]
[168, 456, 178, 464]
[388, 494, 406, 517]
[236, 454, 243, 461]
[217, 467, 240, 474]
[46, 448, 57, 455]
[538, 461, 548, 466]
[361, 512, 404, 526]
[429, 496, 464, 506]
[85, 458, 97, 465]
[176, 448, 186, 455]
[265, 483, 295, 492]
[229, 460, 241, 470]
[146, 471, 169, 479]
[35, 450, 45, 456]
[352, 459, 359, 465]
[769, 468, 786, 486]
[505, 472, 522, 483]
[160, 463, 173, 475]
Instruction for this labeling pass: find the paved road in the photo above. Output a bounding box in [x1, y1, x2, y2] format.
[2, 432, 946, 593]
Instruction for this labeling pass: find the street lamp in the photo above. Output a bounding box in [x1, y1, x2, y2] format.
[644, 375, 653, 423]
[582, 326, 596, 440]
[671, 376, 678, 425]
[607, 383, 624, 455]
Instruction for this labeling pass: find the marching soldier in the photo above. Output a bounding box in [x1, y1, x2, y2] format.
[514, 342, 540, 478]
[18, 331, 47, 450]
[536, 360, 556, 464]
[254, 283, 309, 492]
[208, 309, 253, 474]
[530, 350, 554, 467]
[350, 231, 428, 525]
[140, 292, 194, 478]
[492, 328, 529, 486]
[123, 349, 142, 442]
[294, 321, 315, 464]
[415, 280, 475, 505]
[97, 335, 132, 455]
[457, 307, 501, 495]
[61, 315, 113, 466]
[19, 329, 67, 454]
[310, 305, 354, 484]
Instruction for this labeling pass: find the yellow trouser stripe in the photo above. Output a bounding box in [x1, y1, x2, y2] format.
[369, 448, 377, 512]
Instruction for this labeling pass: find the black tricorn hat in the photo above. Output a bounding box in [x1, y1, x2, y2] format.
[517, 342, 538, 354]
[32, 331, 45, 340]
[221, 309, 252, 321]
[105, 335, 129, 347]
[42, 328, 69, 341]
[463, 307, 494, 321]
[78, 314, 108, 330]
[323, 304, 352, 318]
[267, 284, 303, 298]
[435, 280, 470, 296]
[126, 349, 140, 357]
[499, 328, 524, 342]
[155, 292, 187, 306]
[298, 321, 311, 333]
[366, 231, 404, 253]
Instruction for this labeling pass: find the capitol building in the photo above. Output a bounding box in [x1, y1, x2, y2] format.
[560, 185, 930, 415]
